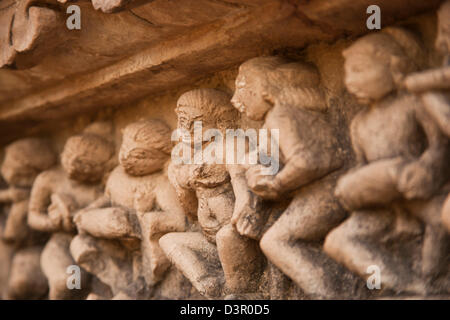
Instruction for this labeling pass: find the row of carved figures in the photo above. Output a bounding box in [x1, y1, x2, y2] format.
[1, 1, 450, 300]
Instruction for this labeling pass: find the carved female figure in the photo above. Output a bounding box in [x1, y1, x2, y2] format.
[402, 1, 450, 233]
[0, 138, 56, 299]
[71, 119, 186, 298]
[28, 122, 115, 299]
[159, 88, 265, 298]
[324, 27, 450, 295]
[230, 57, 364, 299]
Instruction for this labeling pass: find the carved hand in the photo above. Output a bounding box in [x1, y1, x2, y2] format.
[231, 191, 264, 240]
[246, 165, 280, 200]
[48, 193, 78, 231]
[398, 161, 435, 200]
[8, 187, 30, 202]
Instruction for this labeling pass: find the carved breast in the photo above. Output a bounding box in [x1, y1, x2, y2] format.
[106, 166, 157, 212]
[356, 95, 426, 162]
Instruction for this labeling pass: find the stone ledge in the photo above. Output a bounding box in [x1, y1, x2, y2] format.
[0, 0, 442, 144]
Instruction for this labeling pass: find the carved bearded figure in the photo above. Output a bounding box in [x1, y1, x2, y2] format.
[324, 27, 450, 295]
[71, 119, 187, 299]
[0, 138, 56, 299]
[28, 122, 115, 299]
[159, 88, 265, 298]
[230, 57, 366, 299]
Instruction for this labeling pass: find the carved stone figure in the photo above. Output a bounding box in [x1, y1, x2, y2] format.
[0, 137, 56, 299]
[160, 89, 265, 298]
[230, 56, 366, 299]
[28, 122, 115, 299]
[404, 0, 450, 135]
[71, 119, 187, 299]
[403, 1, 450, 233]
[324, 27, 450, 295]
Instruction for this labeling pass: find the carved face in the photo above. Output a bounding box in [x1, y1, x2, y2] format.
[61, 135, 113, 184]
[119, 146, 167, 176]
[231, 74, 272, 121]
[344, 53, 394, 104]
[1, 138, 55, 188]
[176, 105, 222, 147]
[119, 120, 171, 176]
[176, 106, 205, 133]
[1, 156, 36, 187]
[436, 2, 450, 59]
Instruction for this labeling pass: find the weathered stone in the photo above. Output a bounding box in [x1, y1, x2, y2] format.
[0, 0, 449, 301]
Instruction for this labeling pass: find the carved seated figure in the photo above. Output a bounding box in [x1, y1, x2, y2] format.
[324, 27, 450, 295]
[28, 122, 115, 299]
[230, 56, 366, 299]
[0, 138, 56, 299]
[402, 1, 450, 233]
[159, 89, 265, 298]
[71, 119, 186, 298]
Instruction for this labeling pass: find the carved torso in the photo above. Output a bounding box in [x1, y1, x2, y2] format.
[36, 167, 103, 209]
[264, 103, 343, 178]
[172, 163, 234, 243]
[105, 166, 159, 213]
[353, 94, 426, 163]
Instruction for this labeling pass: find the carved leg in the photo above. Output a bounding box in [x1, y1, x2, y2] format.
[442, 194, 450, 232]
[7, 246, 48, 299]
[216, 224, 265, 294]
[0, 241, 14, 299]
[70, 234, 134, 296]
[404, 192, 450, 286]
[41, 233, 90, 300]
[159, 232, 224, 298]
[137, 211, 185, 285]
[324, 208, 426, 295]
[261, 179, 362, 299]
[3, 200, 28, 242]
[74, 207, 140, 239]
[335, 158, 406, 211]
[421, 225, 449, 281]
[268, 262, 294, 300]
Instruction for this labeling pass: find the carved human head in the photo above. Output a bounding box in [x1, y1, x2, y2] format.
[176, 88, 239, 134]
[1, 138, 56, 188]
[343, 27, 425, 103]
[61, 122, 115, 184]
[232, 56, 326, 121]
[436, 0, 450, 61]
[119, 120, 172, 176]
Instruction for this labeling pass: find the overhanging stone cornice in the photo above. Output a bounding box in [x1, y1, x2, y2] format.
[0, 0, 443, 144]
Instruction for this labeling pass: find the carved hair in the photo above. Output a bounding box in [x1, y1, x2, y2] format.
[343, 27, 426, 83]
[120, 119, 172, 156]
[119, 120, 172, 176]
[1, 138, 56, 186]
[176, 88, 239, 130]
[237, 56, 327, 111]
[61, 126, 115, 183]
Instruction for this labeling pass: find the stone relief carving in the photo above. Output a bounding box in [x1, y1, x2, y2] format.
[159, 89, 266, 299]
[0, 0, 62, 69]
[28, 121, 115, 299]
[57, 0, 145, 14]
[403, 1, 450, 235]
[0, 138, 56, 299]
[230, 57, 367, 299]
[324, 26, 450, 295]
[72, 119, 187, 299]
[1, 3, 450, 300]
